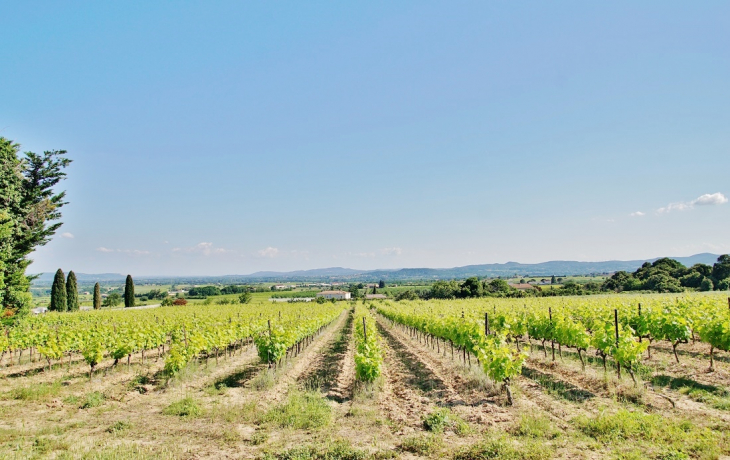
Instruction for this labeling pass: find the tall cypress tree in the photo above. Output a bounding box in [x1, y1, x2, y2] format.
[93, 282, 101, 310]
[50, 268, 67, 312]
[66, 271, 78, 311]
[124, 275, 135, 308]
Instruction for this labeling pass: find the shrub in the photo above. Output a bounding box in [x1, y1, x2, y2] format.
[106, 420, 133, 434]
[163, 397, 201, 417]
[422, 409, 451, 433]
[80, 391, 105, 409]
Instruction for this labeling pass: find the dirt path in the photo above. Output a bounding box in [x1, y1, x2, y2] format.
[377, 316, 520, 426]
[376, 319, 435, 430]
[261, 310, 349, 403]
[294, 309, 356, 403]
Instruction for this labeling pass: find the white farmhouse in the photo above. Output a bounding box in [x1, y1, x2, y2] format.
[316, 290, 351, 300]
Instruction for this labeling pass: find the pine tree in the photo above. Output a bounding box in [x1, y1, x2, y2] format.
[50, 269, 67, 312]
[124, 275, 135, 308]
[93, 282, 101, 310]
[66, 271, 78, 311]
[1, 138, 71, 316]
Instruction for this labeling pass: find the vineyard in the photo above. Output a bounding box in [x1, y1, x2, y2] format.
[0, 293, 729, 459]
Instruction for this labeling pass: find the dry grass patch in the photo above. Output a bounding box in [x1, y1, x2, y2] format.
[263, 390, 331, 429]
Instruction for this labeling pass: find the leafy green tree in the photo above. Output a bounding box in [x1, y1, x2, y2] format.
[348, 284, 362, 299]
[123, 275, 135, 308]
[102, 292, 122, 308]
[713, 255, 730, 282]
[643, 273, 683, 293]
[238, 291, 252, 304]
[690, 263, 713, 277]
[460, 277, 483, 298]
[428, 280, 459, 299]
[161, 296, 174, 307]
[66, 270, 79, 311]
[50, 269, 67, 312]
[717, 278, 730, 291]
[700, 277, 714, 292]
[188, 286, 222, 297]
[0, 138, 70, 317]
[486, 279, 511, 294]
[394, 289, 419, 301]
[680, 271, 704, 288]
[559, 281, 584, 295]
[93, 282, 101, 310]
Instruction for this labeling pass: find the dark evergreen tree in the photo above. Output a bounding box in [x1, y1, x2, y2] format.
[93, 282, 101, 310]
[378, 280, 385, 289]
[0, 138, 71, 316]
[713, 255, 730, 283]
[66, 270, 78, 311]
[50, 268, 67, 312]
[551, 275, 557, 284]
[124, 275, 135, 308]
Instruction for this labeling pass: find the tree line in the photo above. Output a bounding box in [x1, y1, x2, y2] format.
[603, 256, 730, 293]
[390, 255, 730, 300]
[187, 284, 251, 297]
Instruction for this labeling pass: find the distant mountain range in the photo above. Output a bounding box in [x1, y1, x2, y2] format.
[31, 253, 723, 285]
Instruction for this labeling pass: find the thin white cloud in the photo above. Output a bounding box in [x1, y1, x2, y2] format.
[629, 211, 645, 217]
[95, 247, 150, 255]
[257, 247, 279, 258]
[61, 232, 74, 239]
[656, 192, 727, 214]
[173, 242, 228, 256]
[380, 247, 403, 256]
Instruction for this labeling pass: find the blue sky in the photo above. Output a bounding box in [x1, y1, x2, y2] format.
[2, 1, 729, 276]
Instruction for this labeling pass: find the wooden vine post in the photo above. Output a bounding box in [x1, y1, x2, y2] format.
[267, 320, 272, 369]
[549, 307, 555, 361]
[362, 317, 367, 343]
[614, 309, 621, 379]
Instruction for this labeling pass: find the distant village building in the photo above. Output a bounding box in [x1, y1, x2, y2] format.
[509, 283, 537, 291]
[365, 294, 387, 300]
[31, 307, 48, 315]
[273, 285, 290, 290]
[316, 290, 351, 300]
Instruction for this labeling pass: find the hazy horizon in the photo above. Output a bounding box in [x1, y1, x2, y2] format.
[3, 2, 729, 276]
[28, 252, 724, 279]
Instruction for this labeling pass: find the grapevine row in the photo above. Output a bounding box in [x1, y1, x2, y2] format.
[0, 303, 345, 379]
[353, 305, 382, 382]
